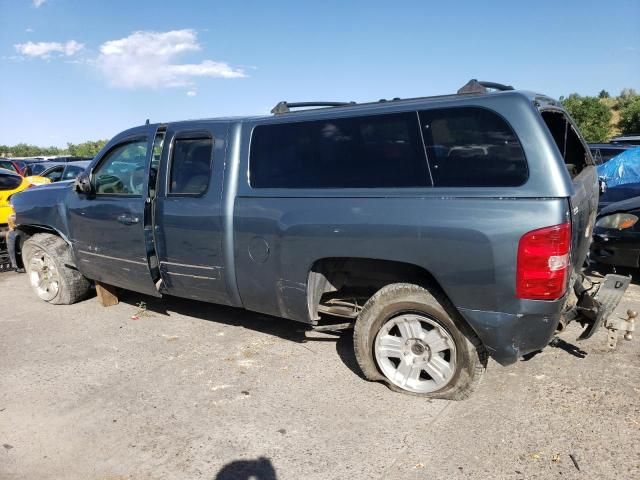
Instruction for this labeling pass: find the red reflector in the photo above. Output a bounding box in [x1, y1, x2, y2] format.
[516, 223, 571, 300]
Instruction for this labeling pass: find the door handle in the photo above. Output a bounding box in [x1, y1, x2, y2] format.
[117, 214, 140, 225]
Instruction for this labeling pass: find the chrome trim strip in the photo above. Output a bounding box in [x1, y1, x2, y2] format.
[78, 250, 147, 266]
[160, 261, 219, 271]
[166, 271, 216, 280]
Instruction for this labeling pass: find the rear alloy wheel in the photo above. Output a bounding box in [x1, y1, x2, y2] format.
[374, 313, 457, 394]
[354, 283, 487, 400]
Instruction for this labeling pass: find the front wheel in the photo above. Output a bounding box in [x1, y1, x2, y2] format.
[353, 283, 487, 400]
[22, 233, 91, 305]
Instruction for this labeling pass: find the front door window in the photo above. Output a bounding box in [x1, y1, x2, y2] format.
[93, 139, 148, 195]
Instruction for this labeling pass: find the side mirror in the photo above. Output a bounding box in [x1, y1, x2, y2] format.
[74, 171, 93, 194]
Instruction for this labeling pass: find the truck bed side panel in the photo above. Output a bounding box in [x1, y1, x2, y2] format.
[233, 196, 570, 324]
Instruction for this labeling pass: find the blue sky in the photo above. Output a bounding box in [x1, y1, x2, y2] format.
[1, 0, 639, 147]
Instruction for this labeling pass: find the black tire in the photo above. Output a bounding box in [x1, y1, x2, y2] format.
[22, 233, 91, 305]
[353, 283, 487, 400]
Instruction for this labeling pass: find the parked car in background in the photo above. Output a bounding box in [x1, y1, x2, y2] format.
[40, 161, 90, 183]
[12, 157, 46, 163]
[589, 143, 633, 164]
[25, 161, 63, 176]
[0, 159, 31, 176]
[591, 196, 640, 268]
[44, 156, 93, 163]
[610, 134, 640, 145]
[7, 80, 630, 399]
[597, 147, 640, 210]
[0, 159, 20, 175]
[0, 168, 51, 243]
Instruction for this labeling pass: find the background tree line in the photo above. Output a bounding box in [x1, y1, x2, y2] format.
[0, 139, 108, 158]
[561, 88, 640, 142]
[1, 88, 639, 155]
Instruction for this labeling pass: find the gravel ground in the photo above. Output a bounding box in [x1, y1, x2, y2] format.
[1, 271, 639, 480]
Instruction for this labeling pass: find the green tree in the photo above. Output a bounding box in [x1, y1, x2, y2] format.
[10, 143, 42, 157]
[618, 88, 639, 111]
[66, 140, 108, 157]
[561, 94, 612, 142]
[598, 89, 610, 99]
[619, 97, 640, 134]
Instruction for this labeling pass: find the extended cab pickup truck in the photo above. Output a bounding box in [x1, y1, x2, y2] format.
[7, 80, 630, 399]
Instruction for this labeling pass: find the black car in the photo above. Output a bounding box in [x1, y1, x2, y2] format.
[589, 143, 634, 164]
[610, 134, 640, 146]
[591, 196, 640, 268]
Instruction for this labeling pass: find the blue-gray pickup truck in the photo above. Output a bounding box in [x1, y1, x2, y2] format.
[7, 80, 630, 399]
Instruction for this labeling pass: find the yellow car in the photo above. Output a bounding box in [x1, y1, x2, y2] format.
[1, 168, 51, 233]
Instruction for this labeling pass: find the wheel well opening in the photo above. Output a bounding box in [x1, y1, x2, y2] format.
[307, 258, 452, 321]
[13, 226, 62, 270]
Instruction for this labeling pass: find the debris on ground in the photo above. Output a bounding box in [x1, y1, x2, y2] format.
[569, 454, 581, 471]
[131, 301, 152, 320]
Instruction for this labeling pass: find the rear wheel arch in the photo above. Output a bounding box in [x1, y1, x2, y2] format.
[306, 257, 462, 323]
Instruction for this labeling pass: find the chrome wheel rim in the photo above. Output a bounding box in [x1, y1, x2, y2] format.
[28, 250, 60, 301]
[374, 313, 457, 393]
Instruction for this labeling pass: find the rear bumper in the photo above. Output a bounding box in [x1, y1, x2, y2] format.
[459, 307, 560, 365]
[460, 273, 630, 365]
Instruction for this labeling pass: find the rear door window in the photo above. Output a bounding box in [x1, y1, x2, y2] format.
[419, 107, 528, 187]
[168, 135, 213, 195]
[250, 112, 430, 188]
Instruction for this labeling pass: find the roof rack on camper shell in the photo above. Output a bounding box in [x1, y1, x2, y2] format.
[270, 79, 515, 115]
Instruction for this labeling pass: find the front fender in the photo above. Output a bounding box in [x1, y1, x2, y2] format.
[11, 182, 74, 240]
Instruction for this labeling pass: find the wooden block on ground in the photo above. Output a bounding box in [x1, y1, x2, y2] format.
[95, 282, 119, 307]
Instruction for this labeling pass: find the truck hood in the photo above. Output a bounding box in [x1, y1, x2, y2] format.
[13, 180, 73, 203]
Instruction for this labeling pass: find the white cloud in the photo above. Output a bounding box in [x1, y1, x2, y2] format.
[33, 0, 47, 7]
[14, 40, 84, 58]
[25, 28, 34, 33]
[96, 29, 245, 89]
[186, 90, 197, 97]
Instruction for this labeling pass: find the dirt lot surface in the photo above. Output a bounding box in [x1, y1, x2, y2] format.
[1, 271, 639, 480]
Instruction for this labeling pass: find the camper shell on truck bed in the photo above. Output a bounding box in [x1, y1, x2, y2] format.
[7, 80, 631, 399]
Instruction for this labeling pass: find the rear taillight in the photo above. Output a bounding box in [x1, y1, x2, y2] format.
[516, 222, 571, 300]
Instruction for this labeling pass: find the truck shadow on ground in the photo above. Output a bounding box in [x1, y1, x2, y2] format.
[214, 456, 277, 480]
[521, 337, 588, 361]
[117, 290, 365, 379]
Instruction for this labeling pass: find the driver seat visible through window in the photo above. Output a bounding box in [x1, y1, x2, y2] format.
[93, 139, 148, 195]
